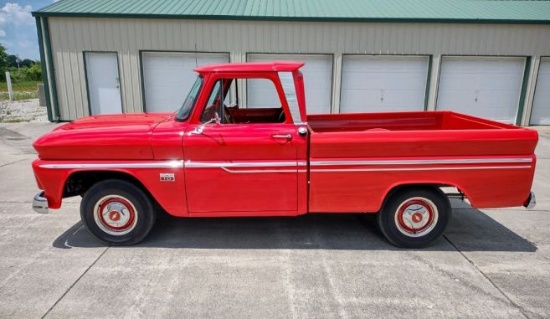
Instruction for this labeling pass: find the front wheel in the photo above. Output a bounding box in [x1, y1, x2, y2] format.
[80, 180, 156, 245]
[377, 187, 451, 248]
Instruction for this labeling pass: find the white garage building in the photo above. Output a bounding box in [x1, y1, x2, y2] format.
[33, 0, 550, 125]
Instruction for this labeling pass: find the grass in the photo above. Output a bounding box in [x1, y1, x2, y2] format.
[0, 81, 41, 101]
[0, 81, 42, 92]
[0, 91, 38, 101]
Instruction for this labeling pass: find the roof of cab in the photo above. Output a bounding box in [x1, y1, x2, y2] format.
[194, 61, 305, 74]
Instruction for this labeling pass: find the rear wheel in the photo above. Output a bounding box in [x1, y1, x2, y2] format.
[80, 180, 156, 245]
[377, 187, 451, 248]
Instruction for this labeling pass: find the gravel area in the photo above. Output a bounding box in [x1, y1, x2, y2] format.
[0, 99, 48, 123]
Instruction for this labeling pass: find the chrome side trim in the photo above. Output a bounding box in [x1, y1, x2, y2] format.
[185, 160, 307, 168]
[221, 168, 296, 174]
[185, 160, 307, 174]
[39, 160, 184, 170]
[311, 165, 532, 173]
[310, 157, 533, 167]
[37, 157, 532, 171]
[32, 191, 49, 214]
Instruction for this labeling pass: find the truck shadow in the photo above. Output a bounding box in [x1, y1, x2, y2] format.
[53, 202, 537, 252]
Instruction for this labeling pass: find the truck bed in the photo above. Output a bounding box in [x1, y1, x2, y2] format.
[307, 111, 538, 213]
[307, 111, 513, 132]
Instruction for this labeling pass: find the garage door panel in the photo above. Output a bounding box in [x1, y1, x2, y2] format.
[142, 52, 229, 113]
[344, 73, 426, 91]
[530, 59, 550, 125]
[443, 93, 516, 117]
[247, 54, 332, 114]
[442, 74, 523, 91]
[340, 56, 429, 113]
[437, 57, 524, 123]
[342, 89, 426, 112]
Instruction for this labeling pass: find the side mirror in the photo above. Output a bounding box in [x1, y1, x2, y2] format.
[189, 113, 220, 135]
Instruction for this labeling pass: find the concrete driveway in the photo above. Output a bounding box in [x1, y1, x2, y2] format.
[1, 121, 549, 318]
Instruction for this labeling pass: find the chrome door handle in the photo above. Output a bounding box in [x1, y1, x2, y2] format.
[272, 134, 292, 140]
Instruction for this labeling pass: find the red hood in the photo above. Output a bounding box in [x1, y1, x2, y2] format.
[34, 113, 172, 160]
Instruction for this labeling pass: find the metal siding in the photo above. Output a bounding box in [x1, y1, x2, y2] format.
[48, 17, 550, 120]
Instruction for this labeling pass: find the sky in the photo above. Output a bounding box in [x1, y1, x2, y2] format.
[0, 0, 56, 60]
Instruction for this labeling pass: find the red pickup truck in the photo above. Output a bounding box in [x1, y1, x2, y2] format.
[32, 61, 538, 248]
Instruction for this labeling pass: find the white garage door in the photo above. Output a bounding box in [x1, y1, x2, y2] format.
[530, 59, 550, 125]
[247, 54, 332, 114]
[437, 57, 525, 123]
[142, 52, 229, 113]
[340, 55, 429, 113]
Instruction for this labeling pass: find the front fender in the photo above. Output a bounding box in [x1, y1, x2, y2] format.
[32, 159, 188, 216]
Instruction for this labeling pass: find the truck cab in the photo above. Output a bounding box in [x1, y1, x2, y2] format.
[177, 62, 309, 216]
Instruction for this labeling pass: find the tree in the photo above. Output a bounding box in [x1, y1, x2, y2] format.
[0, 44, 8, 81]
[21, 59, 34, 68]
[7, 55, 18, 68]
[0, 44, 42, 82]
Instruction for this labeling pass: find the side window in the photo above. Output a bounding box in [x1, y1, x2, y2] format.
[200, 79, 231, 123]
[201, 77, 287, 124]
[207, 80, 222, 106]
[247, 78, 281, 108]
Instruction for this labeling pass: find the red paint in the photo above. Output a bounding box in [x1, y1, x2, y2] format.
[32, 62, 538, 218]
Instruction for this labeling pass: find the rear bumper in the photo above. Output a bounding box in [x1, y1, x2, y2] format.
[32, 191, 49, 214]
[524, 192, 536, 209]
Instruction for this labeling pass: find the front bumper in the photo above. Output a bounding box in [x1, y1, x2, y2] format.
[524, 192, 536, 209]
[32, 191, 49, 214]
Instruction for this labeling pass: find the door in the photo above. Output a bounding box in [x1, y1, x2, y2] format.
[340, 55, 429, 113]
[85, 52, 122, 115]
[183, 77, 305, 216]
[437, 57, 525, 123]
[142, 52, 229, 112]
[530, 58, 550, 125]
[247, 54, 332, 114]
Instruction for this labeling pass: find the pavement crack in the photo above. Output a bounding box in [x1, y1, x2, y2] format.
[444, 235, 537, 319]
[41, 247, 110, 319]
[1, 200, 36, 204]
[0, 158, 28, 168]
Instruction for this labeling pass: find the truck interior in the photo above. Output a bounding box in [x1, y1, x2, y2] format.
[200, 77, 287, 125]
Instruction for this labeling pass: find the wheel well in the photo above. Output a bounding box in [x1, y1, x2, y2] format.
[382, 184, 459, 210]
[64, 171, 151, 199]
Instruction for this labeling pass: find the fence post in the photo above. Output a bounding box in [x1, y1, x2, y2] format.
[38, 84, 46, 106]
[5, 72, 13, 101]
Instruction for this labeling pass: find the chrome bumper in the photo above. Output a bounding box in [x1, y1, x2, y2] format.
[32, 191, 49, 214]
[524, 192, 536, 209]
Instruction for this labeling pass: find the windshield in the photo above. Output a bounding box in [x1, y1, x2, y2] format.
[175, 76, 203, 121]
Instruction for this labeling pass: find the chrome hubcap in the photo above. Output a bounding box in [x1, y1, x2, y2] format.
[94, 195, 138, 236]
[395, 197, 438, 237]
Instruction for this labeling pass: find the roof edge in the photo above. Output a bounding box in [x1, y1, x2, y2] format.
[30, 11, 550, 25]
